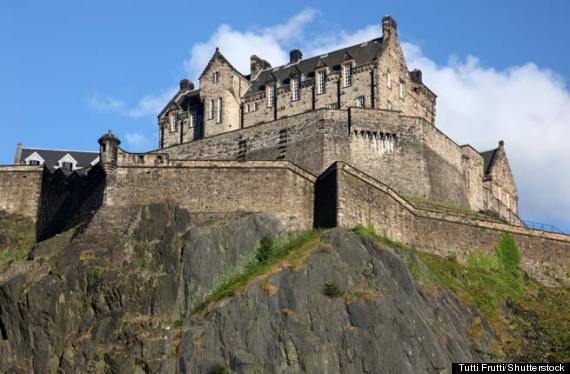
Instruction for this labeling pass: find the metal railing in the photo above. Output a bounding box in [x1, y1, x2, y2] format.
[522, 220, 566, 234]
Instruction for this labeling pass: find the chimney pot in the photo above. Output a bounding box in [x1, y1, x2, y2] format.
[179, 79, 194, 91]
[289, 49, 303, 63]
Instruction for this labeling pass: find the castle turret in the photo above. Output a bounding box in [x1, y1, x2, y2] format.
[98, 130, 121, 171]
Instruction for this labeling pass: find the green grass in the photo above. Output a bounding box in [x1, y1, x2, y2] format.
[193, 230, 321, 314]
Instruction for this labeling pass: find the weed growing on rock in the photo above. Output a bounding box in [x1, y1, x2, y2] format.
[323, 282, 343, 298]
[193, 230, 321, 313]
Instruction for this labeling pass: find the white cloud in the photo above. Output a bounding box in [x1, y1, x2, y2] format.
[125, 88, 177, 118]
[402, 42, 570, 225]
[305, 24, 381, 56]
[87, 95, 124, 112]
[125, 132, 152, 151]
[183, 9, 319, 79]
[88, 88, 176, 118]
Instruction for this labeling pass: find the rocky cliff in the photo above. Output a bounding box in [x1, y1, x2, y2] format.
[0, 204, 567, 373]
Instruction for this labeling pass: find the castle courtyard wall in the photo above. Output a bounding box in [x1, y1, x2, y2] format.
[103, 161, 315, 231]
[331, 162, 570, 283]
[0, 165, 43, 221]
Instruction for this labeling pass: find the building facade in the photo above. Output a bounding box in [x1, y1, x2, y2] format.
[153, 16, 519, 223]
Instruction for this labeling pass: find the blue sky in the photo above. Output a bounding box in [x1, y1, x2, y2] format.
[1, 0, 570, 231]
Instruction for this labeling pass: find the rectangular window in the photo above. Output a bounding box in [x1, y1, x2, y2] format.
[356, 96, 365, 107]
[399, 82, 404, 99]
[317, 71, 325, 94]
[190, 110, 197, 127]
[253, 102, 258, 111]
[208, 99, 214, 120]
[343, 64, 352, 87]
[291, 77, 300, 101]
[28, 160, 40, 166]
[216, 97, 222, 123]
[170, 114, 177, 132]
[267, 85, 275, 107]
[213, 71, 219, 83]
[387, 71, 392, 89]
[387, 101, 393, 110]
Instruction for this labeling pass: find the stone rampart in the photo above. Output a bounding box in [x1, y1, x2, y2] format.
[104, 161, 316, 231]
[322, 162, 570, 283]
[0, 165, 43, 221]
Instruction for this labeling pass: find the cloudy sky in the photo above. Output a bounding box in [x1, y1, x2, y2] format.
[1, 0, 569, 231]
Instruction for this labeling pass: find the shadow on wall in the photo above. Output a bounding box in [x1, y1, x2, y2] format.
[36, 165, 106, 241]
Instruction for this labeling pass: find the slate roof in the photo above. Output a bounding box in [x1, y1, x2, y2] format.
[158, 89, 200, 119]
[480, 148, 498, 175]
[19, 148, 99, 170]
[245, 37, 385, 96]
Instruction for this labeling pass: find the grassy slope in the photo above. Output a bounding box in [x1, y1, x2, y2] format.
[354, 224, 570, 362]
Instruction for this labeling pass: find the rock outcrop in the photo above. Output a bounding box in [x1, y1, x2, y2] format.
[0, 205, 493, 373]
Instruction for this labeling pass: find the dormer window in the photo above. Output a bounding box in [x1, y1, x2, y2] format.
[317, 71, 326, 94]
[267, 85, 276, 107]
[61, 162, 73, 171]
[170, 113, 177, 132]
[28, 160, 40, 166]
[291, 77, 301, 101]
[342, 63, 352, 87]
[216, 97, 222, 123]
[212, 71, 219, 83]
[190, 110, 197, 127]
[208, 99, 215, 120]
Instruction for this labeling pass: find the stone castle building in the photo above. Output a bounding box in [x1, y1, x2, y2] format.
[154, 16, 518, 224]
[4, 15, 567, 281]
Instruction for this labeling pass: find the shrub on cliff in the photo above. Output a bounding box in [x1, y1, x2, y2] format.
[495, 233, 521, 273]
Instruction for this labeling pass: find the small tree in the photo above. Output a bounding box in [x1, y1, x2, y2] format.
[495, 233, 521, 272]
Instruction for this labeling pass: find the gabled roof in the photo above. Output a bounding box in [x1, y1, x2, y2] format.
[158, 89, 200, 119]
[245, 37, 385, 95]
[199, 48, 246, 80]
[19, 148, 99, 170]
[480, 148, 499, 176]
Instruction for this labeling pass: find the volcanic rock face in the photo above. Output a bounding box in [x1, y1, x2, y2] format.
[0, 205, 490, 373]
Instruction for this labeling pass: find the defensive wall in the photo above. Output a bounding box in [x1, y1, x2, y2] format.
[103, 160, 316, 232]
[316, 162, 570, 283]
[0, 155, 567, 282]
[0, 165, 43, 222]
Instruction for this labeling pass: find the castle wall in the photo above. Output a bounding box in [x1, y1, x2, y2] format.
[420, 121, 470, 207]
[461, 145, 485, 212]
[347, 108, 431, 199]
[331, 162, 570, 283]
[104, 161, 315, 231]
[485, 146, 518, 215]
[157, 109, 350, 177]
[0, 166, 43, 221]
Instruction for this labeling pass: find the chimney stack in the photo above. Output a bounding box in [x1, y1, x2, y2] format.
[410, 69, 423, 84]
[250, 55, 272, 79]
[179, 79, 194, 91]
[382, 15, 398, 40]
[289, 49, 302, 64]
